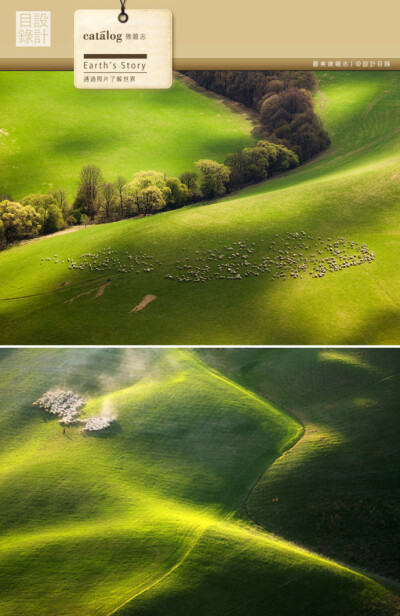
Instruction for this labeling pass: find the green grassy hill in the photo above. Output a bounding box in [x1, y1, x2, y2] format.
[1, 349, 399, 615]
[0, 72, 254, 200]
[0, 71, 399, 344]
[197, 347, 400, 581]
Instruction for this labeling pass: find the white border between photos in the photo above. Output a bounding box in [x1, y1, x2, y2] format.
[1, 345, 398, 349]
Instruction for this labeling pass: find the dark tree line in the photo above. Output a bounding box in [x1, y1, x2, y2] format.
[182, 70, 330, 162]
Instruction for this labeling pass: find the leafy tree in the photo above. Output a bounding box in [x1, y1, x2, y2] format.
[0, 220, 6, 250]
[0, 200, 41, 244]
[180, 171, 202, 201]
[180, 171, 197, 191]
[165, 177, 190, 208]
[75, 165, 103, 219]
[266, 79, 285, 94]
[129, 170, 166, 191]
[226, 145, 270, 183]
[225, 141, 299, 186]
[42, 203, 65, 235]
[260, 89, 313, 131]
[52, 188, 71, 217]
[195, 159, 230, 198]
[20, 193, 67, 233]
[21, 193, 57, 209]
[287, 70, 318, 91]
[137, 185, 166, 214]
[258, 141, 299, 172]
[127, 171, 187, 213]
[289, 111, 330, 161]
[72, 209, 83, 224]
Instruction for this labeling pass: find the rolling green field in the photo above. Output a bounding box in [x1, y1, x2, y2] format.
[199, 348, 400, 582]
[0, 71, 399, 344]
[1, 348, 400, 615]
[0, 72, 254, 200]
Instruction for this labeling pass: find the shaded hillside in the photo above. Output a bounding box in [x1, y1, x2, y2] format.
[0, 349, 399, 615]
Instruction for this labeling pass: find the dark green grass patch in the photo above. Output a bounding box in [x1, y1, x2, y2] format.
[0, 72, 254, 200]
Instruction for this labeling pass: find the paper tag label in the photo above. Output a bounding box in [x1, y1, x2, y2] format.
[74, 9, 172, 89]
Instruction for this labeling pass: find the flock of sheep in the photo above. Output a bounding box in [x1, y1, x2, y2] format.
[40, 232, 375, 287]
[33, 389, 115, 432]
[167, 233, 375, 283]
[41, 248, 157, 274]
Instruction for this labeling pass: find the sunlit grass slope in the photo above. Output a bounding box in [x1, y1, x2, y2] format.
[0, 72, 254, 200]
[198, 347, 400, 582]
[1, 349, 399, 615]
[0, 72, 399, 344]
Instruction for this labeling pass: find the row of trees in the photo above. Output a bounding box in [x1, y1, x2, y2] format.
[0, 139, 299, 249]
[73, 140, 299, 219]
[74, 167, 192, 221]
[182, 70, 318, 109]
[183, 70, 330, 162]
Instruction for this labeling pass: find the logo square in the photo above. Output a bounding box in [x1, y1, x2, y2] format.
[16, 11, 51, 47]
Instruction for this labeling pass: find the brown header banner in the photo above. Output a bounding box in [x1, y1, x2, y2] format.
[2, 1, 400, 62]
[0, 58, 399, 71]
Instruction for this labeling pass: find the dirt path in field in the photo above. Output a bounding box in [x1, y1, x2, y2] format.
[20, 225, 87, 245]
[65, 281, 111, 304]
[130, 294, 157, 313]
[95, 281, 111, 297]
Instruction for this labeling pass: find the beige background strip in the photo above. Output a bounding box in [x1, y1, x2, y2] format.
[0, 59, 399, 71]
[3, 0, 400, 60]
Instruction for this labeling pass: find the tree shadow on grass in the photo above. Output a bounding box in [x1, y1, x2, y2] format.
[342, 305, 400, 345]
[49, 131, 117, 156]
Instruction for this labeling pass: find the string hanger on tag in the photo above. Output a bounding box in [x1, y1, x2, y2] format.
[119, 0, 129, 23]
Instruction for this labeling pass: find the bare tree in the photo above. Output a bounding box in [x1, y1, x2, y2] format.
[77, 165, 103, 219]
[101, 182, 117, 219]
[115, 176, 127, 218]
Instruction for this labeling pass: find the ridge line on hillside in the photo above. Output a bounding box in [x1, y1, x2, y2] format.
[241, 417, 400, 600]
[318, 370, 400, 409]
[239, 370, 400, 594]
[359, 266, 400, 309]
[198, 355, 400, 594]
[102, 528, 207, 616]
[102, 353, 304, 616]
[190, 352, 306, 509]
[191, 353, 304, 431]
